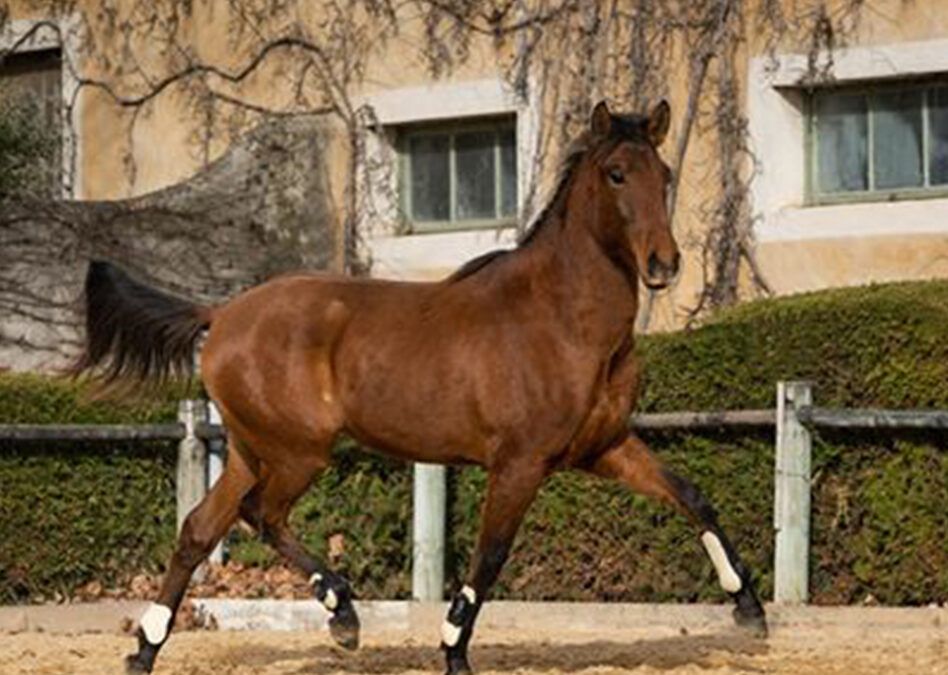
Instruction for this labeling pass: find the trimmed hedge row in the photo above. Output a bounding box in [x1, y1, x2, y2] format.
[0, 375, 184, 603]
[1, 281, 946, 605]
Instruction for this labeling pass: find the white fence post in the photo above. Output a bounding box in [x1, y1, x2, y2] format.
[206, 401, 225, 565]
[774, 381, 813, 604]
[412, 463, 446, 601]
[176, 400, 208, 536]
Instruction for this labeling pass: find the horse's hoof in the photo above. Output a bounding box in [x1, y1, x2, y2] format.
[445, 655, 473, 675]
[328, 606, 360, 650]
[124, 653, 153, 674]
[733, 605, 768, 639]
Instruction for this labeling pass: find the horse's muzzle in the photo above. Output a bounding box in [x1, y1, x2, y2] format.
[644, 251, 681, 289]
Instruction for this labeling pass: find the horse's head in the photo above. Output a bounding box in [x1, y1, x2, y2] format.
[580, 100, 680, 290]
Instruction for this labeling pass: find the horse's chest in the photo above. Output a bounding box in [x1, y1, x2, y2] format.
[561, 342, 640, 466]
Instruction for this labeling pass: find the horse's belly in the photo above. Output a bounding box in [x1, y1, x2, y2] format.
[337, 343, 588, 467]
[336, 358, 492, 465]
[340, 382, 494, 465]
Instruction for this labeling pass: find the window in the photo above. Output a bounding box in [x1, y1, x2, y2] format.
[399, 117, 517, 231]
[0, 49, 61, 126]
[807, 80, 948, 204]
[0, 48, 62, 195]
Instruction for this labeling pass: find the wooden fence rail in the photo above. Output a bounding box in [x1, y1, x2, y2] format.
[0, 422, 225, 441]
[798, 407, 948, 429]
[629, 409, 775, 429]
[1, 380, 945, 604]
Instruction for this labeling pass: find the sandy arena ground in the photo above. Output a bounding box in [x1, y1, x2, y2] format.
[1, 622, 945, 675]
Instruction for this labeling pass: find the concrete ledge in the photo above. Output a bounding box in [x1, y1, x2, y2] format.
[0, 600, 944, 639]
[0, 600, 149, 635]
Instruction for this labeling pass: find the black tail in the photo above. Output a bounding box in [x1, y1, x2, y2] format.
[73, 261, 212, 390]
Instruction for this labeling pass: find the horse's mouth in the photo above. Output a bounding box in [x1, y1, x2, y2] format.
[643, 278, 672, 291]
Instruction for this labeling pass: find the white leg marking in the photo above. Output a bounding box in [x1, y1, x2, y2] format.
[139, 603, 173, 645]
[701, 531, 742, 593]
[323, 588, 339, 611]
[310, 573, 338, 611]
[441, 618, 462, 647]
[460, 585, 477, 604]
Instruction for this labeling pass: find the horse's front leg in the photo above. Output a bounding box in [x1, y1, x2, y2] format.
[587, 433, 767, 635]
[442, 459, 547, 675]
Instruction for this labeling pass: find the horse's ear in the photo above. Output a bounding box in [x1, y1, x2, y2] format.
[647, 99, 671, 146]
[590, 100, 612, 137]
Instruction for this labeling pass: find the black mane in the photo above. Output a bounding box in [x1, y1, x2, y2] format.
[447, 249, 511, 282]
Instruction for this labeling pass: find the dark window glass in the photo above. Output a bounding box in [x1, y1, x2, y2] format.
[409, 134, 450, 222]
[816, 93, 868, 193]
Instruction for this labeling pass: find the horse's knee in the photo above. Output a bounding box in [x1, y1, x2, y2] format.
[174, 514, 217, 569]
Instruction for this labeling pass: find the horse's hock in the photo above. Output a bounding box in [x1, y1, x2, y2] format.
[0, 116, 341, 372]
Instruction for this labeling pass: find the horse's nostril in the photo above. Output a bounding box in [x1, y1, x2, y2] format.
[647, 252, 679, 280]
[647, 253, 661, 279]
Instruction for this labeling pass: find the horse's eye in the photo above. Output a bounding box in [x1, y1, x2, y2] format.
[607, 168, 625, 185]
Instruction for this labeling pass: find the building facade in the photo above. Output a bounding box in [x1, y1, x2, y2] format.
[2, 1, 948, 340]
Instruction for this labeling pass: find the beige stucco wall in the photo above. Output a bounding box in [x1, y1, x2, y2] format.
[64, 2, 511, 200]
[758, 233, 948, 294]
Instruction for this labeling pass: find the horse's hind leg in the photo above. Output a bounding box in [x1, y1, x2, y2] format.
[588, 434, 767, 636]
[239, 459, 361, 649]
[441, 459, 547, 675]
[125, 440, 259, 673]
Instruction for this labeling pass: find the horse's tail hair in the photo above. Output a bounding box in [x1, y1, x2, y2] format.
[72, 260, 214, 392]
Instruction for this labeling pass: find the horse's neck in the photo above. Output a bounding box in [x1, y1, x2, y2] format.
[522, 206, 640, 350]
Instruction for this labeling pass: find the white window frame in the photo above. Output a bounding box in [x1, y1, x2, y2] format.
[749, 38, 948, 243]
[359, 79, 534, 280]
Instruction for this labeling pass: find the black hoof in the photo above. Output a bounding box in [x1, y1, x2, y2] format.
[733, 604, 768, 639]
[125, 630, 159, 673]
[445, 654, 473, 675]
[124, 652, 153, 674]
[328, 604, 361, 650]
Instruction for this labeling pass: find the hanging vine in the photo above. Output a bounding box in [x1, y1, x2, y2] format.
[0, 0, 872, 327]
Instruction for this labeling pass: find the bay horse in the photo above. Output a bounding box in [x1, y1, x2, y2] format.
[75, 100, 767, 675]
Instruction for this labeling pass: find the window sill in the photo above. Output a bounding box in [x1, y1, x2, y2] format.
[367, 227, 519, 280]
[757, 197, 948, 242]
[407, 218, 518, 235]
[808, 187, 948, 206]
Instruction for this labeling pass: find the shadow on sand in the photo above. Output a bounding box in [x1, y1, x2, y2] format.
[224, 631, 768, 674]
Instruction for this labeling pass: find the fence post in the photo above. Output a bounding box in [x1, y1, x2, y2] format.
[412, 463, 446, 601]
[774, 381, 813, 604]
[176, 400, 209, 536]
[206, 401, 225, 565]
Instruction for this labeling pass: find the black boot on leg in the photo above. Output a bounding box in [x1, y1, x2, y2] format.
[124, 630, 160, 674]
[699, 528, 768, 638]
[312, 572, 361, 649]
[441, 586, 480, 675]
[124, 602, 173, 674]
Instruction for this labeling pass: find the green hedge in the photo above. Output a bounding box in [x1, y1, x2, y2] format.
[0, 374, 182, 603]
[1, 281, 946, 605]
